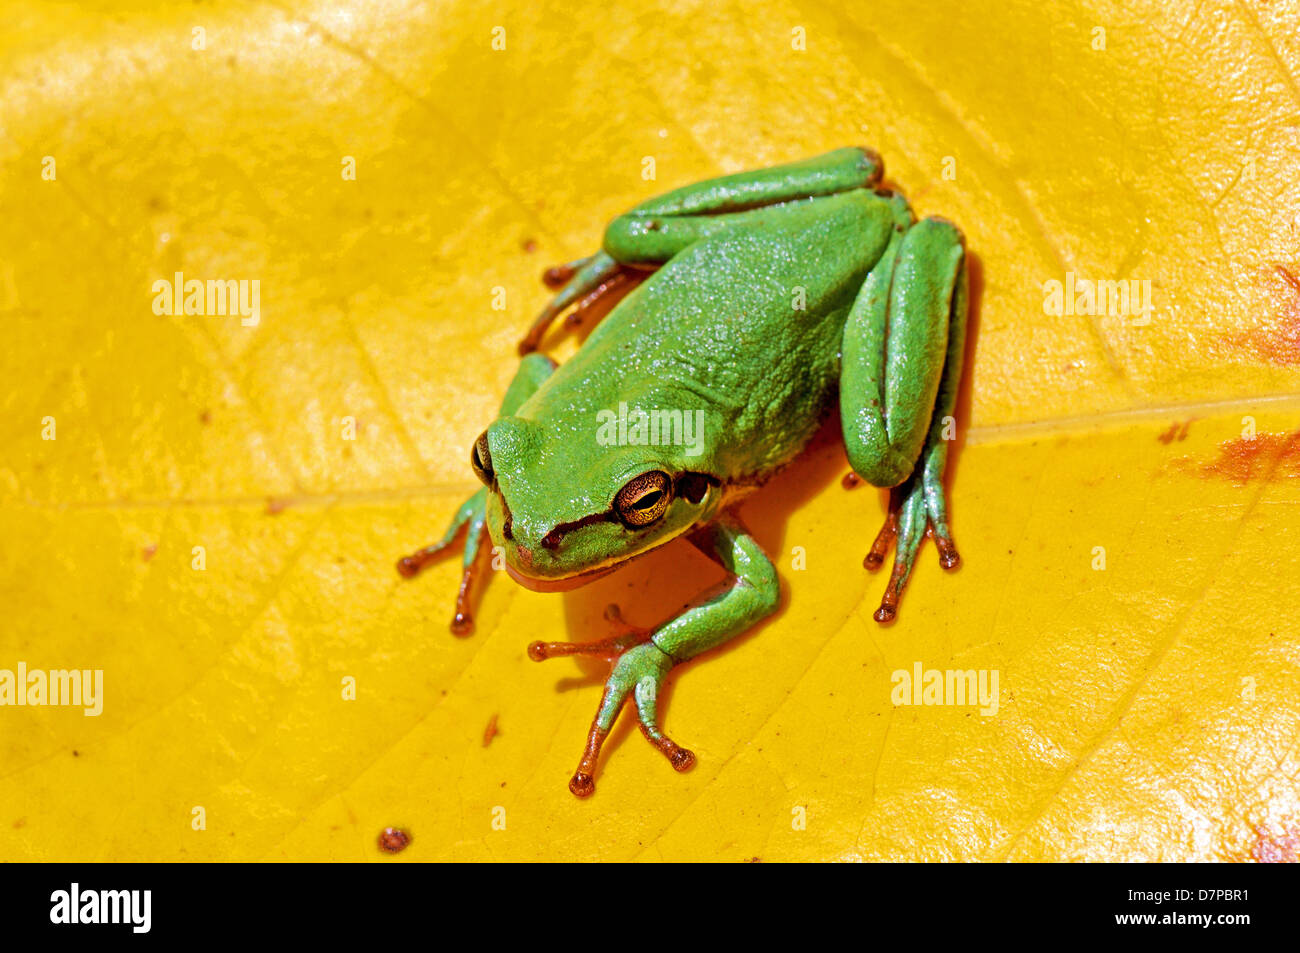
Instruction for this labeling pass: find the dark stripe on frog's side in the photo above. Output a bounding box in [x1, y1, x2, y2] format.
[541, 511, 614, 551]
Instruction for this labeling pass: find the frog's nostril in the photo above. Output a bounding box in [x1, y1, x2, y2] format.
[516, 545, 533, 568]
[541, 527, 564, 551]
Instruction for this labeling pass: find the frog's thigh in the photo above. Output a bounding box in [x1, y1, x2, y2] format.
[630, 146, 881, 217]
[603, 146, 882, 265]
[840, 217, 966, 487]
[526, 149, 885, 352]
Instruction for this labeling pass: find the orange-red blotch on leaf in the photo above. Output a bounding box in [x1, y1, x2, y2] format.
[1180, 431, 1300, 484]
[378, 827, 411, 854]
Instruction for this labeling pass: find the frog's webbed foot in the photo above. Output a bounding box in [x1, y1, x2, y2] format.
[840, 214, 969, 625]
[864, 470, 960, 624]
[520, 252, 652, 354]
[529, 605, 694, 798]
[396, 487, 491, 636]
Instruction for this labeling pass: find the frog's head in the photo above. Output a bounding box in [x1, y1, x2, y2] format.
[470, 413, 720, 590]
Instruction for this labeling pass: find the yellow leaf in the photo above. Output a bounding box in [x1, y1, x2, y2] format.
[1, 0, 1298, 862]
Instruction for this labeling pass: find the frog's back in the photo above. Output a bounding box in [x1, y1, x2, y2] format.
[521, 190, 895, 482]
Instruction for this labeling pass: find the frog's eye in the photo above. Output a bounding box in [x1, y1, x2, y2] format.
[614, 471, 672, 528]
[470, 432, 494, 486]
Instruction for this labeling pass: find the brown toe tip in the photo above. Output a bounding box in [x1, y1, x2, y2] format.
[940, 551, 962, 571]
[527, 641, 548, 662]
[450, 613, 474, 636]
[670, 748, 696, 772]
[864, 552, 884, 571]
[569, 773, 595, 798]
[396, 557, 420, 578]
[873, 604, 897, 624]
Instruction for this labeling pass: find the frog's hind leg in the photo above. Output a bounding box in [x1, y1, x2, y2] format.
[522, 255, 662, 354]
[841, 216, 968, 623]
[519, 146, 884, 354]
[520, 251, 625, 354]
[540, 254, 595, 289]
[564, 265, 653, 332]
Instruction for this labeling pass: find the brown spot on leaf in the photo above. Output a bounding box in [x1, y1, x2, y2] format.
[483, 713, 499, 747]
[1156, 420, 1193, 444]
[141, 544, 157, 562]
[265, 497, 290, 515]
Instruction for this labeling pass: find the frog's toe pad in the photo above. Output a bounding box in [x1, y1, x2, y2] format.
[542, 264, 576, 289]
[641, 726, 696, 772]
[569, 773, 596, 798]
[936, 536, 961, 571]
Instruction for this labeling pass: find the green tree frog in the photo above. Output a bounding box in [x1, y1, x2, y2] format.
[398, 147, 969, 797]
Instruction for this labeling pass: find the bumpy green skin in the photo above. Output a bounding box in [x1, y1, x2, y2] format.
[435, 147, 968, 788]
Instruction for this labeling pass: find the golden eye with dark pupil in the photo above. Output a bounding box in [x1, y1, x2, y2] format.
[614, 471, 672, 527]
[470, 432, 494, 486]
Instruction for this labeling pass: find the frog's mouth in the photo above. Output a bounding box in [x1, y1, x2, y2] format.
[505, 562, 616, 592]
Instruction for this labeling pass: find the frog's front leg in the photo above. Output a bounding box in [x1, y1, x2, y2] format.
[395, 353, 557, 633]
[840, 217, 968, 623]
[395, 487, 490, 635]
[528, 515, 780, 798]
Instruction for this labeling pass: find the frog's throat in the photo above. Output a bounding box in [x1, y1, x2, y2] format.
[505, 562, 616, 592]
